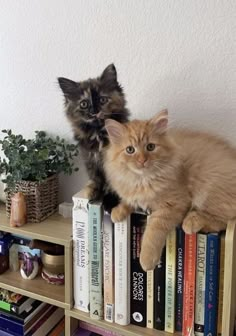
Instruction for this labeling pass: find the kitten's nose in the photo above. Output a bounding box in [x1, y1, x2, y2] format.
[137, 156, 147, 166]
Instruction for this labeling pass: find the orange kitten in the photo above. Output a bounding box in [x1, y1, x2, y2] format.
[104, 109, 236, 271]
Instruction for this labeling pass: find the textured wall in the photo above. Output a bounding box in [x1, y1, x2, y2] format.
[0, 1, 236, 201]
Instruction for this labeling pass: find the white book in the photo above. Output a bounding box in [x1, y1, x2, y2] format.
[103, 212, 114, 323]
[72, 192, 90, 312]
[89, 201, 104, 320]
[195, 233, 207, 336]
[114, 217, 131, 326]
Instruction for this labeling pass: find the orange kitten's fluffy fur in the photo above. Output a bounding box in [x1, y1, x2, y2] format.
[104, 110, 236, 271]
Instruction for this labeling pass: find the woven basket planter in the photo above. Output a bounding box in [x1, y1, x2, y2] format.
[6, 174, 59, 223]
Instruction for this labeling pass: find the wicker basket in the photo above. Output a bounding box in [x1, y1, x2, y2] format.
[6, 174, 59, 223]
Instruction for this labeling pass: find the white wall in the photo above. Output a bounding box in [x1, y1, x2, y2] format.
[0, 0, 236, 201]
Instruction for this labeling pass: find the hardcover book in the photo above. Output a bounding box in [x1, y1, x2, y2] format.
[130, 212, 147, 327]
[114, 217, 131, 326]
[103, 212, 114, 323]
[72, 192, 90, 313]
[165, 229, 176, 333]
[89, 201, 104, 320]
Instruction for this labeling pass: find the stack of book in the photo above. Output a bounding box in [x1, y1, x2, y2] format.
[72, 192, 225, 335]
[0, 289, 64, 336]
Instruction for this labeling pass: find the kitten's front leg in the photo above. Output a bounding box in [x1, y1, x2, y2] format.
[111, 202, 134, 223]
[140, 203, 187, 271]
[79, 179, 101, 200]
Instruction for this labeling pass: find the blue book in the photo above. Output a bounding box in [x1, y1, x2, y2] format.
[204, 233, 220, 336]
[0, 330, 13, 336]
[175, 227, 185, 332]
[0, 315, 24, 336]
[0, 301, 47, 336]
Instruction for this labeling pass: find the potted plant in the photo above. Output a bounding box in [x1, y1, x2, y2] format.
[0, 130, 79, 222]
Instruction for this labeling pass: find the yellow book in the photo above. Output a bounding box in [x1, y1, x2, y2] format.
[165, 229, 176, 333]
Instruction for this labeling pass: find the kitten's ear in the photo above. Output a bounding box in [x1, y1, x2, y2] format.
[150, 109, 168, 134]
[101, 64, 117, 83]
[105, 119, 126, 144]
[58, 77, 80, 99]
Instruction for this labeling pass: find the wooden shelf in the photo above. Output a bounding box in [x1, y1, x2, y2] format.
[0, 270, 68, 309]
[0, 204, 72, 247]
[68, 309, 181, 336]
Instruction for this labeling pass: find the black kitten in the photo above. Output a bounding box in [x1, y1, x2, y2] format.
[58, 64, 129, 211]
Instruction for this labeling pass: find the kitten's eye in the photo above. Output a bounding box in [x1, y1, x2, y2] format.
[126, 146, 135, 154]
[79, 100, 89, 109]
[99, 96, 109, 105]
[147, 143, 156, 151]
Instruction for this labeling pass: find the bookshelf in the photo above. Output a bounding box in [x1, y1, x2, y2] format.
[0, 204, 235, 336]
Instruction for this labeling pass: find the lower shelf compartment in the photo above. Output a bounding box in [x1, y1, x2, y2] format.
[0, 270, 67, 309]
[68, 308, 182, 336]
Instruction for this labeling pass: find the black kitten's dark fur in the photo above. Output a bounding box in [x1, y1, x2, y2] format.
[58, 64, 129, 211]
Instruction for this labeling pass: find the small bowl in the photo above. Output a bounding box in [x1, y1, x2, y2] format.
[41, 251, 64, 274]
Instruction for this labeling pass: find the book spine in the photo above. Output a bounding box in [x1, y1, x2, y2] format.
[175, 227, 185, 332]
[27, 307, 64, 336]
[165, 229, 177, 333]
[154, 247, 166, 330]
[217, 233, 225, 336]
[103, 213, 114, 323]
[194, 233, 207, 336]
[130, 213, 147, 327]
[114, 217, 131, 326]
[204, 233, 220, 336]
[0, 316, 24, 335]
[89, 202, 104, 320]
[72, 194, 90, 313]
[146, 270, 154, 328]
[183, 233, 197, 336]
[26, 306, 57, 335]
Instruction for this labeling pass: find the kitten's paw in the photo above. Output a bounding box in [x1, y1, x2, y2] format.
[79, 181, 100, 200]
[111, 204, 131, 223]
[140, 246, 161, 272]
[182, 211, 204, 234]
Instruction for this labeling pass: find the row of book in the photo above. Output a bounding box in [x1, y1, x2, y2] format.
[153, 228, 225, 336]
[73, 192, 225, 336]
[0, 289, 64, 336]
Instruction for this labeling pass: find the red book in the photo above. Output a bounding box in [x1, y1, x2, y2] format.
[182, 233, 197, 336]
